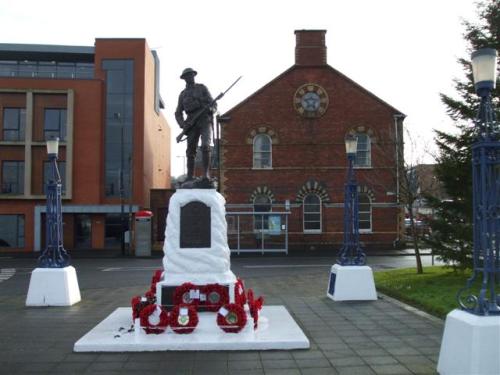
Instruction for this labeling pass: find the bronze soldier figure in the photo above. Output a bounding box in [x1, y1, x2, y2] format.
[175, 68, 215, 182]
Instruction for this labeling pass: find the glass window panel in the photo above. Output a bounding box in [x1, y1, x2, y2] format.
[304, 213, 321, 222]
[3, 108, 25, 141]
[56, 62, 75, 78]
[37, 62, 56, 78]
[18, 61, 36, 77]
[2, 161, 24, 194]
[3, 108, 19, 130]
[305, 221, 321, 230]
[0, 215, 24, 247]
[304, 203, 320, 212]
[75, 63, 94, 79]
[358, 193, 371, 230]
[359, 212, 371, 221]
[354, 133, 371, 167]
[124, 61, 134, 93]
[0, 61, 18, 77]
[44, 109, 66, 140]
[359, 221, 371, 230]
[303, 194, 321, 232]
[106, 70, 126, 93]
[304, 194, 320, 205]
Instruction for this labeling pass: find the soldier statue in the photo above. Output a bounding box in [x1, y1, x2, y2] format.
[175, 68, 216, 184]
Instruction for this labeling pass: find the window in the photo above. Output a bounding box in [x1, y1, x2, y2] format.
[0, 215, 24, 247]
[253, 134, 272, 169]
[303, 194, 322, 232]
[105, 214, 128, 249]
[43, 161, 66, 195]
[2, 161, 24, 194]
[359, 193, 372, 232]
[102, 59, 134, 198]
[354, 133, 371, 167]
[44, 108, 67, 141]
[253, 194, 271, 230]
[3, 108, 25, 141]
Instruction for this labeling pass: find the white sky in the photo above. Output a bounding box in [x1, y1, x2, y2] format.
[0, 0, 479, 177]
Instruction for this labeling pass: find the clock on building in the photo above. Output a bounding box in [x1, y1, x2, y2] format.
[293, 83, 329, 118]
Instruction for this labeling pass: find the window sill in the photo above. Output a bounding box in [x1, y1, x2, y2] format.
[252, 167, 273, 170]
[353, 166, 372, 169]
[304, 230, 322, 234]
[359, 230, 373, 234]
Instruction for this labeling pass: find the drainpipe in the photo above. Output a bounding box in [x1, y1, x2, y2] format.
[393, 113, 405, 247]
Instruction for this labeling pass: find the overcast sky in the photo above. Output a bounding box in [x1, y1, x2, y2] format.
[0, 0, 480, 176]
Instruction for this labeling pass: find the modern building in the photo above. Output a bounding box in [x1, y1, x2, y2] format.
[218, 30, 405, 251]
[0, 39, 170, 252]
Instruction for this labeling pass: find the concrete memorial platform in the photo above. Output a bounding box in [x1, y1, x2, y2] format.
[74, 188, 309, 352]
[74, 306, 309, 352]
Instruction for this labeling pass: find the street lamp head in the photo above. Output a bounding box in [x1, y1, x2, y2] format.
[471, 48, 498, 95]
[345, 134, 358, 157]
[46, 137, 59, 158]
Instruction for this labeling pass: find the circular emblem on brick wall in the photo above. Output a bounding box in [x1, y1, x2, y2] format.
[293, 83, 329, 118]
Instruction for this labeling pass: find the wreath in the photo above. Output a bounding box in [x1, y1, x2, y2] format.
[235, 278, 246, 306]
[139, 304, 169, 334]
[145, 289, 156, 303]
[173, 282, 200, 307]
[170, 304, 199, 334]
[202, 284, 229, 312]
[151, 269, 163, 284]
[217, 303, 247, 333]
[131, 295, 150, 320]
[247, 289, 264, 329]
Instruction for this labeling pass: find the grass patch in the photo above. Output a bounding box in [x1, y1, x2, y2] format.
[374, 266, 473, 319]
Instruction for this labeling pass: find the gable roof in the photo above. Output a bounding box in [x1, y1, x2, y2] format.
[223, 64, 405, 118]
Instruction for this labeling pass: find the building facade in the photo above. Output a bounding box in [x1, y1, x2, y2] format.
[219, 30, 405, 251]
[0, 39, 170, 252]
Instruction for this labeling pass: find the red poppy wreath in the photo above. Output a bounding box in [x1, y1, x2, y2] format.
[139, 304, 169, 334]
[217, 303, 247, 333]
[170, 304, 199, 334]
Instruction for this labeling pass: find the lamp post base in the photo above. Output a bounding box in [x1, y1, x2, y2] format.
[326, 264, 377, 301]
[437, 309, 500, 375]
[26, 266, 81, 306]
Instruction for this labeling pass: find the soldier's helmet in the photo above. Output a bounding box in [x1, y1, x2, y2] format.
[180, 67, 197, 79]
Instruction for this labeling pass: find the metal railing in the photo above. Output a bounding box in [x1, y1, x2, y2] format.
[225, 211, 290, 254]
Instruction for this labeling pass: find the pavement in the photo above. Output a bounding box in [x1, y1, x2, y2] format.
[0, 254, 443, 374]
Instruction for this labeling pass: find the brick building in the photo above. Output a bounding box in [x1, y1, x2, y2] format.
[219, 30, 405, 251]
[0, 39, 170, 252]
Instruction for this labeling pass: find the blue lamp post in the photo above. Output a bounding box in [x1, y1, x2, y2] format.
[457, 48, 499, 315]
[38, 137, 70, 268]
[337, 134, 367, 266]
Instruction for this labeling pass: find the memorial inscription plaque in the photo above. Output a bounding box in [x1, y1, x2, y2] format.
[180, 201, 211, 248]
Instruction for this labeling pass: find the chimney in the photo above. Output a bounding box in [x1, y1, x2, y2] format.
[294, 29, 327, 66]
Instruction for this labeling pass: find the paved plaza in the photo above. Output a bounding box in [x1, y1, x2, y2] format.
[0, 255, 443, 374]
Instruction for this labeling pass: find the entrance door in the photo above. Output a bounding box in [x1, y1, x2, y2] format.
[75, 214, 91, 249]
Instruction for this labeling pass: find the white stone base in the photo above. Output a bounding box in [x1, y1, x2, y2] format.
[26, 266, 81, 306]
[326, 264, 377, 301]
[437, 309, 500, 375]
[73, 306, 309, 352]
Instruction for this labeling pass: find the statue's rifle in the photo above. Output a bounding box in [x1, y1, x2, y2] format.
[176, 76, 242, 143]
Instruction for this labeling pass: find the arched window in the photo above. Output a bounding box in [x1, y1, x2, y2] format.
[253, 194, 271, 230]
[358, 193, 372, 232]
[303, 194, 321, 232]
[253, 134, 272, 169]
[354, 133, 371, 167]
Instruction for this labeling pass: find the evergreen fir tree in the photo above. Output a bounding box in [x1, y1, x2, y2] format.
[426, 0, 499, 269]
